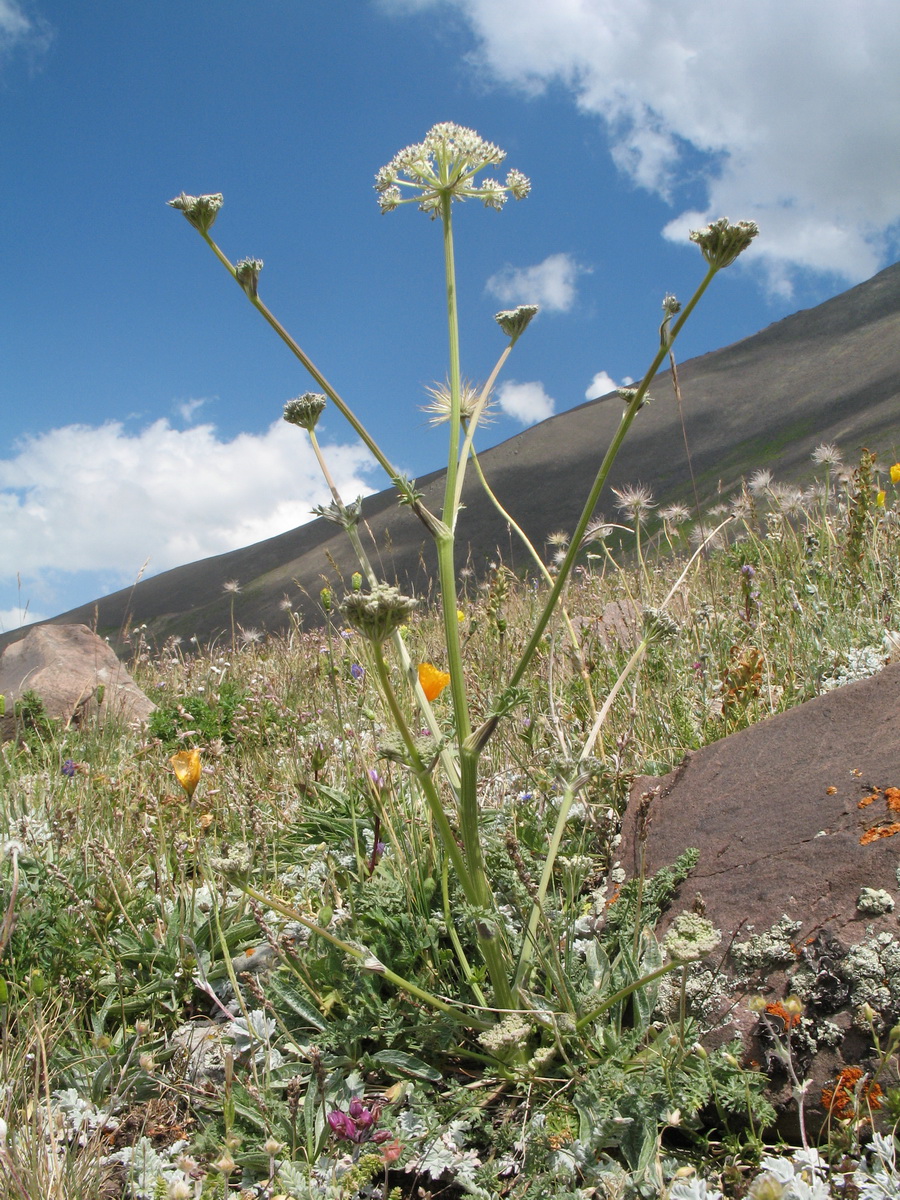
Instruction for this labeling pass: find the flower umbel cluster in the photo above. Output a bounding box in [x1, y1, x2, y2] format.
[375, 122, 530, 216]
[689, 217, 759, 269]
[283, 392, 327, 431]
[341, 583, 418, 643]
[167, 192, 223, 235]
[495, 305, 539, 343]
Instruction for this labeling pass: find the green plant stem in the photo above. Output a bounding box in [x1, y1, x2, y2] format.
[369, 651, 471, 900]
[451, 343, 513, 515]
[468, 446, 597, 717]
[373, 638, 515, 1011]
[441, 858, 488, 1008]
[306, 427, 460, 792]
[574, 960, 680, 1032]
[199, 231, 408, 499]
[501, 263, 720, 708]
[428, 196, 516, 1007]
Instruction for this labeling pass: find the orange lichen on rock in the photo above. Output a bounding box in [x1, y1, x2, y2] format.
[765, 1000, 802, 1030]
[821, 1066, 882, 1120]
[885, 787, 900, 813]
[858, 791, 879, 808]
[860, 822, 900, 845]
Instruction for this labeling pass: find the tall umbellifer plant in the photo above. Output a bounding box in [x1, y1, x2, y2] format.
[169, 123, 756, 1030]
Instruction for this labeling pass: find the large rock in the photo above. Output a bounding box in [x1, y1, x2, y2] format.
[617, 661, 900, 1131]
[0, 623, 155, 739]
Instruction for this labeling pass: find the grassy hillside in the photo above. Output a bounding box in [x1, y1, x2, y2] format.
[1, 449, 899, 1198]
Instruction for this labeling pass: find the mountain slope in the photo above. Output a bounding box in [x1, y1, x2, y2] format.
[13, 261, 900, 649]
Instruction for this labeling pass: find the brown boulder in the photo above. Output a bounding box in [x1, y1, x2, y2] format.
[618, 661, 900, 1132]
[0, 623, 155, 740]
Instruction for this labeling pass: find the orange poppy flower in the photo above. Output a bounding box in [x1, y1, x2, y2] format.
[418, 662, 450, 701]
[170, 748, 202, 798]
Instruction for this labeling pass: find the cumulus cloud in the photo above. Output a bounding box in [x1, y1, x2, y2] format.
[585, 370, 619, 400]
[384, 0, 900, 291]
[486, 252, 585, 312]
[496, 380, 555, 425]
[0, 418, 377, 607]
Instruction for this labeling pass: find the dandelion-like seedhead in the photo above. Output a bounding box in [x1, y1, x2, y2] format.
[167, 192, 224, 235]
[341, 583, 418, 643]
[422, 380, 492, 426]
[283, 392, 327, 431]
[747, 468, 773, 496]
[375, 122, 531, 217]
[659, 503, 691, 526]
[235, 256, 263, 299]
[689, 218, 759, 269]
[495, 304, 539, 342]
[582, 515, 613, 544]
[812, 443, 843, 468]
[612, 483, 656, 521]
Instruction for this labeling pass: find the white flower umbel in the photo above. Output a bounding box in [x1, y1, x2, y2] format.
[375, 122, 530, 217]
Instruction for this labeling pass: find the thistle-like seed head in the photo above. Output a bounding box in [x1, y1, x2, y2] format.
[495, 304, 539, 343]
[689, 217, 759, 269]
[235, 257, 263, 299]
[167, 192, 224, 235]
[283, 392, 327, 431]
[375, 122, 530, 218]
[421, 379, 493, 426]
[341, 583, 418, 643]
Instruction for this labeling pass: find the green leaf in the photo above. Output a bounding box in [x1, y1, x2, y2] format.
[269, 974, 327, 1032]
[370, 1049, 442, 1082]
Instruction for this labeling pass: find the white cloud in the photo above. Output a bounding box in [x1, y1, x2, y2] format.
[0, 419, 377, 596]
[387, 0, 900, 291]
[486, 252, 584, 312]
[585, 370, 618, 400]
[0, 0, 51, 60]
[496, 380, 555, 425]
[174, 396, 209, 423]
[0, 606, 47, 634]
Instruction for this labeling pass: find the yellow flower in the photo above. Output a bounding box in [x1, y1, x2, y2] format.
[891, 462, 900, 484]
[170, 748, 202, 798]
[457, 609, 465, 622]
[877, 489, 886, 506]
[418, 662, 451, 701]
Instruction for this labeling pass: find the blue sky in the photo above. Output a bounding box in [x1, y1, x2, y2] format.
[3, 0, 900, 630]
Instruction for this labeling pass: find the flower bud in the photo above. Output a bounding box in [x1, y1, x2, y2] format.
[283, 393, 327, 432]
[495, 305, 539, 342]
[341, 584, 418, 644]
[213, 1152, 236, 1175]
[167, 192, 224, 235]
[235, 257, 263, 299]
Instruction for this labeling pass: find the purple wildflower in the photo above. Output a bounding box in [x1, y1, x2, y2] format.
[61, 759, 77, 778]
[326, 1099, 391, 1144]
[350, 663, 365, 682]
